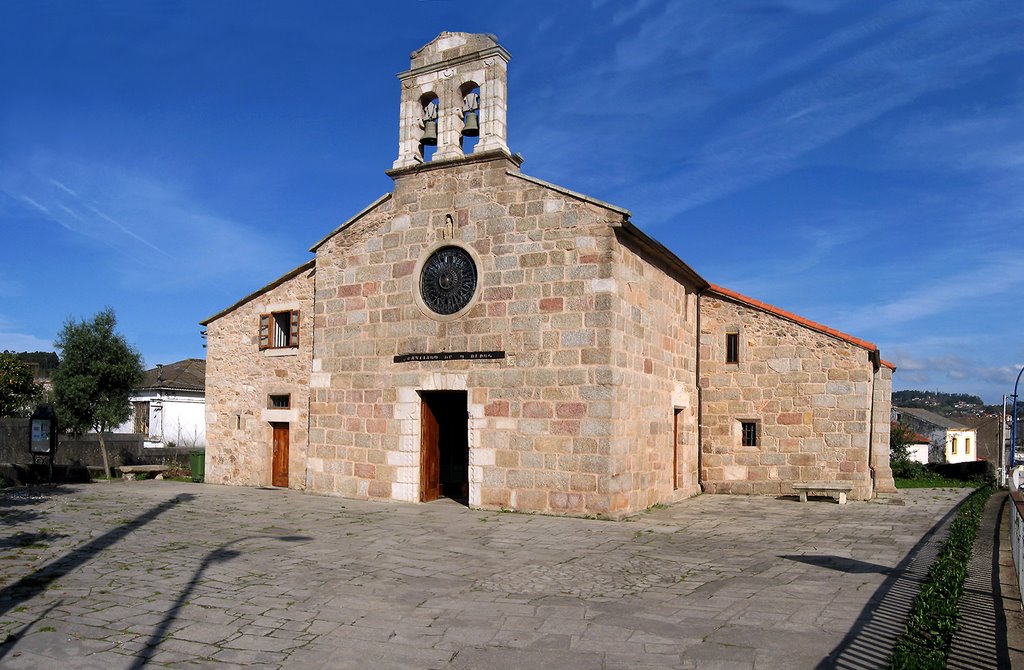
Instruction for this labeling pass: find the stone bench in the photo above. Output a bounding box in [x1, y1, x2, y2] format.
[793, 481, 854, 505]
[118, 465, 170, 481]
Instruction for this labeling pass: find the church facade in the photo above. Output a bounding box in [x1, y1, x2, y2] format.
[202, 33, 895, 518]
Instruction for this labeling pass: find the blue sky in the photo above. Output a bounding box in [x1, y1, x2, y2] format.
[1, 1, 1022, 403]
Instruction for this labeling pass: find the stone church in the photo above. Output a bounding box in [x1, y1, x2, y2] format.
[202, 33, 896, 518]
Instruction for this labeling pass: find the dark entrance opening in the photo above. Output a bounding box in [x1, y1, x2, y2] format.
[420, 391, 469, 504]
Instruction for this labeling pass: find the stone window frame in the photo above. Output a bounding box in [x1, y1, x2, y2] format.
[725, 331, 740, 364]
[739, 420, 758, 447]
[268, 394, 291, 410]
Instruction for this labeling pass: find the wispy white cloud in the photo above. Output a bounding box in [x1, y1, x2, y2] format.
[0, 332, 53, 352]
[0, 154, 295, 293]
[18, 194, 50, 215]
[840, 251, 1024, 334]
[0, 316, 53, 352]
[521, 0, 1023, 228]
[49, 178, 78, 197]
[890, 351, 1024, 398]
[5, 164, 169, 257]
[84, 204, 169, 256]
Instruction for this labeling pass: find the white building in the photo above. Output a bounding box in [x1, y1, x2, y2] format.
[115, 359, 206, 448]
[894, 407, 977, 465]
[905, 432, 931, 465]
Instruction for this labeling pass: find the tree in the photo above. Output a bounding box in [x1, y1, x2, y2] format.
[0, 351, 42, 417]
[890, 422, 916, 463]
[52, 308, 144, 477]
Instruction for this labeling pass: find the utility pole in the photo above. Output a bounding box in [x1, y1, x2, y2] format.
[1013, 367, 1024, 473]
[1002, 394, 1008, 486]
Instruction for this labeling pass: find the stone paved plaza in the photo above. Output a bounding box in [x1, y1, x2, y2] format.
[0, 482, 969, 669]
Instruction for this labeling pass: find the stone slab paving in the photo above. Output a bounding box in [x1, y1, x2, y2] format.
[0, 482, 971, 669]
[947, 492, 1008, 669]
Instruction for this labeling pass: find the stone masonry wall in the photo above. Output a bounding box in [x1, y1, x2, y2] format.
[204, 266, 314, 488]
[699, 293, 876, 500]
[609, 232, 701, 513]
[871, 365, 896, 493]
[309, 154, 636, 516]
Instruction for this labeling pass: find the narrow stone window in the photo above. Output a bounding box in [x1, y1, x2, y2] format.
[951, 436, 958, 454]
[268, 394, 291, 409]
[741, 421, 758, 447]
[726, 332, 740, 364]
[965, 437, 971, 455]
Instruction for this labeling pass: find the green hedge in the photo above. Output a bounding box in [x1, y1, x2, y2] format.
[887, 484, 994, 669]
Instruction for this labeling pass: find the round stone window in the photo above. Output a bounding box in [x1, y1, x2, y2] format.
[419, 245, 478, 316]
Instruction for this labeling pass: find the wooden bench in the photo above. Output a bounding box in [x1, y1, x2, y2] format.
[792, 481, 854, 505]
[118, 465, 170, 481]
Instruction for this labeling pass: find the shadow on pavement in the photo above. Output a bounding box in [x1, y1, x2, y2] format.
[816, 495, 964, 670]
[0, 493, 195, 619]
[0, 530, 70, 550]
[0, 485, 79, 527]
[780, 555, 893, 575]
[129, 534, 312, 668]
[0, 600, 63, 663]
[946, 493, 1009, 669]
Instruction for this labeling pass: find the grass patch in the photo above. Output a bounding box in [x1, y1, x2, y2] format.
[887, 484, 993, 669]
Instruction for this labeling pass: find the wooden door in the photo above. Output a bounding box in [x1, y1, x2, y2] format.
[272, 423, 289, 487]
[420, 399, 440, 502]
[673, 409, 681, 490]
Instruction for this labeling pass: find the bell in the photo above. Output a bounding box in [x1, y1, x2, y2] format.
[421, 119, 437, 146]
[462, 111, 479, 137]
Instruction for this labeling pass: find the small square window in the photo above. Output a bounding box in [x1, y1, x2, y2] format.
[726, 333, 739, 364]
[259, 310, 300, 350]
[741, 421, 757, 447]
[268, 394, 291, 409]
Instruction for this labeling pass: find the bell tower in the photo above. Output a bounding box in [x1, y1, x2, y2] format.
[392, 32, 511, 170]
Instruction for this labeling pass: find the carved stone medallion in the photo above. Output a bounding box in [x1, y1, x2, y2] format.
[419, 246, 477, 315]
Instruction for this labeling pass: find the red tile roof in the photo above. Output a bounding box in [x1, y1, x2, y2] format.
[707, 284, 882, 354]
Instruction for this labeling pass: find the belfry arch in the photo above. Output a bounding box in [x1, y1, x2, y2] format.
[392, 33, 510, 169]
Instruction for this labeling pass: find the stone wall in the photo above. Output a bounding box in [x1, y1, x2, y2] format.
[0, 418, 191, 471]
[609, 231, 701, 513]
[204, 263, 314, 488]
[870, 365, 896, 492]
[309, 153, 642, 515]
[699, 292, 877, 500]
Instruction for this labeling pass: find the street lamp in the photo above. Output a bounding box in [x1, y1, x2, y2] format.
[1013, 366, 1024, 470]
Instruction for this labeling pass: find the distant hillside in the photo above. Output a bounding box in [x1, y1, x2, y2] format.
[893, 389, 988, 416]
[12, 351, 59, 377]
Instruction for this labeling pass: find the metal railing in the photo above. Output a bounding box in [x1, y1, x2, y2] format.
[1009, 490, 1024, 607]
